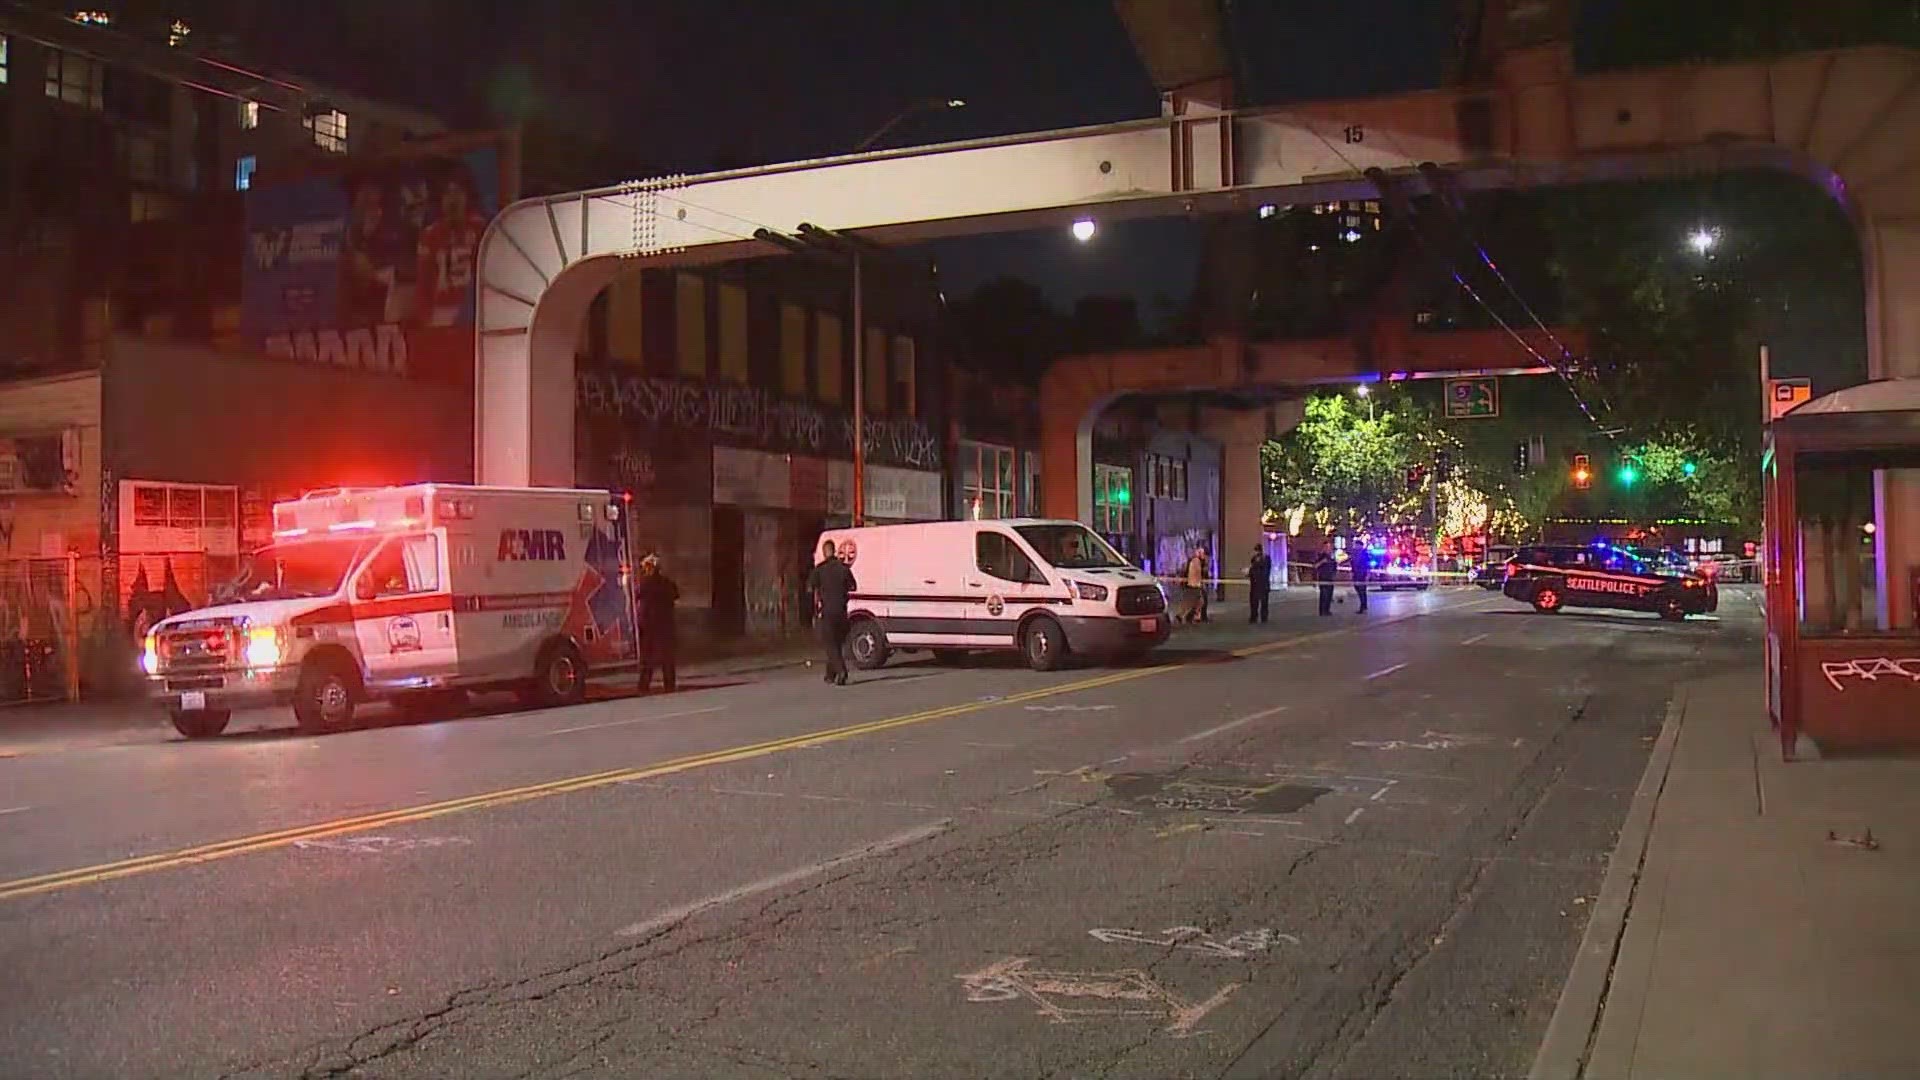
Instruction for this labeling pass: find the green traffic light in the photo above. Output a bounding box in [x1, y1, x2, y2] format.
[1682, 461, 1697, 476]
[1618, 465, 1638, 486]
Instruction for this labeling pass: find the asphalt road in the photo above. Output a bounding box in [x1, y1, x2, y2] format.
[0, 585, 1757, 1079]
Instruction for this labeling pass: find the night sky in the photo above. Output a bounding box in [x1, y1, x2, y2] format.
[174, 1, 1464, 314]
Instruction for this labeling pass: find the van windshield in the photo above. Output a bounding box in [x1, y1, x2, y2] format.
[219, 538, 374, 602]
[1016, 524, 1130, 569]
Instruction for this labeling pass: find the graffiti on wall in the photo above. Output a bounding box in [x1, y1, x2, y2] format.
[577, 368, 941, 470]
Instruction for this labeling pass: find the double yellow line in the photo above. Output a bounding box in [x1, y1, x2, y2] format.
[0, 596, 1489, 902]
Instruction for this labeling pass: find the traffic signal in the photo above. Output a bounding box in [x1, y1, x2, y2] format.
[1572, 454, 1591, 489]
[1682, 460, 1698, 477]
[1434, 451, 1452, 482]
[1514, 441, 1530, 475]
[1405, 465, 1424, 492]
[1618, 463, 1638, 487]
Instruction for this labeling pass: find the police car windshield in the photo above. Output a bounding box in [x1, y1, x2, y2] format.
[222, 538, 374, 601]
[1015, 524, 1130, 569]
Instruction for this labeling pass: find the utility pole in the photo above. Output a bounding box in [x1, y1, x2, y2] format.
[753, 224, 903, 527]
[851, 253, 865, 525]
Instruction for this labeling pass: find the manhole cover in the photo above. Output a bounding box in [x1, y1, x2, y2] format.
[1105, 772, 1331, 815]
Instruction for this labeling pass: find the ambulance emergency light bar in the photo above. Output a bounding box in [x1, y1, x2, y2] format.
[270, 485, 480, 539]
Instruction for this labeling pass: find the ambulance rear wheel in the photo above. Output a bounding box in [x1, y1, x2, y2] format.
[169, 708, 230, 739]
[533, 642, 588, 708]
[294, 658, 358, 733]
[1022, 617, 1067, 672]
[846, 619, 890, 670]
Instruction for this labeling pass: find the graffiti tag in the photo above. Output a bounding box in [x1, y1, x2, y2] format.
[1087, 926, 1298, 959]
[1821, 657, 1920, 691]
[957, 957, 1237, 1037]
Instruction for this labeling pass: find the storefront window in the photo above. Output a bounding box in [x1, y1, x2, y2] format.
[1094, 463, 1133, 535]
[962, 441, 1016, 519]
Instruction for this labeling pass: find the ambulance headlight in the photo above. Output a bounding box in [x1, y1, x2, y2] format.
[141, 634, 159, 676]
[1073, 581, 1109, 602]
[244, 626, 283, 668]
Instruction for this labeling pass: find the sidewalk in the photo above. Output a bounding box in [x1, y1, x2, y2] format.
[1536, 665, 1920, 1079]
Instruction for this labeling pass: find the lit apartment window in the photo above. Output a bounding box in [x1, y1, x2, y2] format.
[72, 10, 111, 25]
[1, 35, 10, 85]
[130, 191, 177, 223]
[239, 99, 259, 129]
[305, 109, 348, 153]
[168, 19, 190, 46]
[44, 49, 104, 109]
[234, 155, 256, 191]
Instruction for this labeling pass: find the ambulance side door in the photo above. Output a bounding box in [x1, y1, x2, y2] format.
[350, 532, 456, 684]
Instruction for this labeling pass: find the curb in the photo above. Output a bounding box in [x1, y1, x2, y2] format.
[1527, 684, 1689, 1080]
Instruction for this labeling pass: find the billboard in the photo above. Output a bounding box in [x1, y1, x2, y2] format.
[242, 135, 513, 385]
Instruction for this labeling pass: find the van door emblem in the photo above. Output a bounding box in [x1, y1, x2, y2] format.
[986, 594, 1006, 616]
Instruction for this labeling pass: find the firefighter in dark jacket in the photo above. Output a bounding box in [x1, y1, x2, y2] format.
[635, 553, 680, 693]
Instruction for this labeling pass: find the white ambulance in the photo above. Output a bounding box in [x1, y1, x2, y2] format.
[816, 518, 1170, 672]
[144, 484, 637, 738]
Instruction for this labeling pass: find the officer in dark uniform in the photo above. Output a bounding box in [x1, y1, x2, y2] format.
[1350, 545, 1372, 614]
[635, 553, 680, 693]
[1247, 545, 1272, 624]
[1315, 547, 1339, 616]
[807, 538, 859, 685]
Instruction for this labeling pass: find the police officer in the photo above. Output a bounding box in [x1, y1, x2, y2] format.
[808, 538, 858, 686]
[1315, 547, 1339, 616]
[1247, 545, 1272, 624]
[635, 554, 680, 693]
[1350, 545, 1371, 614]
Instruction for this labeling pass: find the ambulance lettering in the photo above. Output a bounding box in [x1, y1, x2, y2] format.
[498, 529, 567, 561]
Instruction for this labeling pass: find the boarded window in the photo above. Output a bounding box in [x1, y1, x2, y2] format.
[674, 273, 706, 378]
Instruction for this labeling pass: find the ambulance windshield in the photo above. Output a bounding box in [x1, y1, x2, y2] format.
[1016, 524, 1130, 569]
[221, 538, 375, 602]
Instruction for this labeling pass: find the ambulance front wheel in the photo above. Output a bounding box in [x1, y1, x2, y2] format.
[846, 619, 890, 670]
[169, 708, 230, 739]
[294, 657, 359, 733]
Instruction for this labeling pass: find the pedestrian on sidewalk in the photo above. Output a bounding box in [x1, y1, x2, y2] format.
[808, 538, 858, 686]
[1350, 544, 1371, 614]
[634, 554, 680, 694]
[1314, 547, 1339, 616]
[1185, 548, 1210, 623]
[1247, 545, 1272, 624]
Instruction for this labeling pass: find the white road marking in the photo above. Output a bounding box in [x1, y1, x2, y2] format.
[538, 705, 725, 737]
[615, 820, 952, 938]
[1180, 705, 1288, 744]
[0, 806, 31, 816]
[1365, 662, 1409, 681]
[1369, 782, 1395, 802]
[1344, 808, 1365, 825]
[1461, 632, 1490, 646]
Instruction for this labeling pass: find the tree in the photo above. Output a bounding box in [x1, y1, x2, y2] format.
[1262, 392, 1418, 532]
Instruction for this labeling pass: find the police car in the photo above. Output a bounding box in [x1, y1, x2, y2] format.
[1502, 543, 1718, 621]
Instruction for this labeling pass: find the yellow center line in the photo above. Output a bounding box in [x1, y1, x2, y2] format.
[0, 593, 1493, 902]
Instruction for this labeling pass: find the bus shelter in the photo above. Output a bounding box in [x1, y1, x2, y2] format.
[1764, 379, 1920, 758]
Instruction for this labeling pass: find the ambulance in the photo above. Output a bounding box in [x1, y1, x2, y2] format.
[144, 484, 637, 738]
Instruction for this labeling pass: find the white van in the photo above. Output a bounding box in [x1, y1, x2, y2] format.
[816, 518, 1170, 671]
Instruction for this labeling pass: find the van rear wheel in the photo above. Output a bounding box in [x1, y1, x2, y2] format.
[847, 618, 889, 670]
[1022, 617, 1067, 672]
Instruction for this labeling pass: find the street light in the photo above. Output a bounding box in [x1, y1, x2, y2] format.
[1687, 227, 1718, 255]
[1354, 383, 1373, 420]
[1071, 218, 1097, 242]
[854, 97, 966, 153]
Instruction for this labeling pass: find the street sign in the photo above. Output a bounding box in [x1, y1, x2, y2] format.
[1444, 377, 1499, 419]
[1768, 378, 1812, 420]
